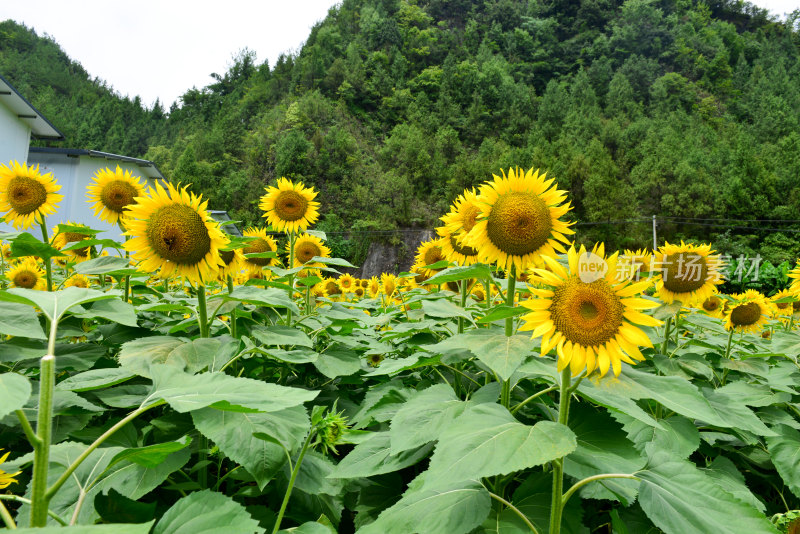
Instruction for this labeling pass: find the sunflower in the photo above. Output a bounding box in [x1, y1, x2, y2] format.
[367, 276, 381, 298]
[289, 233, 331, 268]
[440, 188, 481, 238]
[769, 288, 795, 318]
[312, 280, 328, 299]
[519, 244, 662, 377]
[338, 273, 357, 293]
[65, 274, 91, 289]
[259, 177, 320, 233]
[0, 449, 20, 489]
[437, 227, 480, 266]
[218, 246, 246, 280]
[654, 241, 724, 305]
[381, 273, 398, 298]
[618, 249, 653, 282]
[123, 182, 227, 285]
[6, 259, 46, 290]
[242, 227, 279, 274]
[723, 290, 770, 334]
[698, 293, 726, 319]
[463, 167, 573, 273]
[0, 161, 63, 229]
[324, 277, 342, 299]
[414, 238, 449, 277]
[1, 242, 11, 262]
[53, 222, 94, 263]
[86, 165, 146, 225]
[789, 260, 800, 296]
[354, 286, 365, 299]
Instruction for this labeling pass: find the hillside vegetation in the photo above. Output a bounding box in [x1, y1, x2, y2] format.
[1, 0, 800, 261]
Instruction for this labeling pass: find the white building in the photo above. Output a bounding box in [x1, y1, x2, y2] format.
[0, 72, 63, 170]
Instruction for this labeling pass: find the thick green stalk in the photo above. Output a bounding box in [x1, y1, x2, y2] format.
[548, 367, 572, 534]
[226, 275, 237, 338]
[561, 474, 639, 508]
[197, 284, 210, 338]
[723, 328, 734, 359]
[660, 316, 672, 355]
[286, 232, 296, 326]
[501, 267, 517, 408]
[458, 279, 468, 334]
[38, 218, 53, 292]
[271, 430, 314, 534]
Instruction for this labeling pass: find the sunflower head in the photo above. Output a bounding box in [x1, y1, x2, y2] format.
[217, 246, 246, 280]
[769, 289, 795, 317]
[440, 188, 481, 237]
[0, 449, 21, 490]
[519, 244, 662, 377]
[463, 167, 573, 273]
[324, 277, 342, 298]
[655, 241, 724, 305]
[242, 227, 279, 274]
[0, 161, 63, 229]
[53, 222, 94, 262]
[123, 182, 228, 285]
[338, 273, 357, 293]
[618, 249, 653, 282]
[699, 294, 725, 319]
[724, 290, 770, 334]
[367, 276, 381, 297]
[414, 238, 448, 278]
[7, 258, 46, 290]
[65, 274, 91, 289]
[289, 233, 331, 269]
[381, 273, 398, 297]
[259, 177, 320, 233]
[87, 165, 146, 225]
[437, 226, 480, 266]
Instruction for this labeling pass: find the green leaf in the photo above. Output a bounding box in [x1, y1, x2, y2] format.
[56, 368, 136, 392]
[149, 365, 318, 413]
[313, 347, 362, 378]
[475, 304, 527, 324]
[421, 264, 493, 286]
[0, 287, 121, 322]
[702, 456, 765, 512]
[310, 256, 356, 268]
[280, 523, 336, 534]
[766, 424, 800, 498]
[426, 403, 576, 485]
[192, 406, 310, 490]
[563, 404, 645, 505]
[0, 372, 31, 419]
[389, 384, 467, 454]
[75, 256, 132, 275]
[14, 524, 154, 534]
[153, 489, 264, 534]
[331, 432, 434, 478]
[637, 459, 778, 534]
[252, 324, 313, 347]
[107, 440, 191, 470]
[357, 476, 491, 534]
[9, 232, 64, 260]
[119, 337, 222, 378]
[420, 298, 473, 322]
[225, 286, 300, 313]
[615, 414, 700, 460]
[0, 301, 46, 339]
[74, 298, 138, 326]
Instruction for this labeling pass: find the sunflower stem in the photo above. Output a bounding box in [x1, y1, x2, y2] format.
[30, 353, 55, 527]
[271, 429, 315, 534]
[0, 498, 16, 529]
[660, 316, 672, 355]
[561, 473, 639, 509]
[723, 328, 734, 359]
[488, 491, 539, 534]
[548, 366, 572, 534]
[196, 284, 210, 338]
[287, 232, 296, 326]
[501, 266, 517, 409]
[458, 279, 468, 334]
[226, 275, 238, 338]
[38, 218, 53, 292]
[484, 277, 492, 327]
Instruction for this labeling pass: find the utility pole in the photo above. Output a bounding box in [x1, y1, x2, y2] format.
[652, 215, 657, 251]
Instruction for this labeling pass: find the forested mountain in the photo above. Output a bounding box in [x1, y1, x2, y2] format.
[2, 0, 800, 262]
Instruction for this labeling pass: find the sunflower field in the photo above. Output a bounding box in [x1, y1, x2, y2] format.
[0, 161, 799, 534]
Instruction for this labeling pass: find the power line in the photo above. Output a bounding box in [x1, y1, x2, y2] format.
[659, 216, 800, 223]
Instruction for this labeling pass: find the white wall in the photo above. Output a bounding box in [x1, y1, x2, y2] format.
[0, 153, 157, 246]
[0, 102, 31, 170]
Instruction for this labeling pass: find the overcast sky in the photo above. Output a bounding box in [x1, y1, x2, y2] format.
[1, 0, 797, 109]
